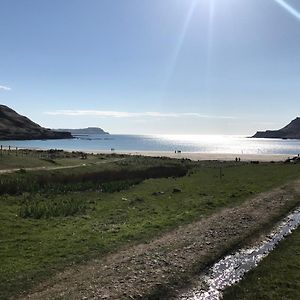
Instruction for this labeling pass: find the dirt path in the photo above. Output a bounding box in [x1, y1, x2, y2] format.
[0, 158, 124, 174]
[17, 180, 300, 300]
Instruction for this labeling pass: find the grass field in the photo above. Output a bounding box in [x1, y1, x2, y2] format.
[224, 226, 300, 300]
[1, 156, 300, 299]
[0, 150, 113, 170]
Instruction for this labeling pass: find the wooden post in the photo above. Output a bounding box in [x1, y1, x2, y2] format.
[8, 145, 11, 156]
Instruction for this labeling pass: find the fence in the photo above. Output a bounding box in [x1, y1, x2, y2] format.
[0, 145, 67, 159]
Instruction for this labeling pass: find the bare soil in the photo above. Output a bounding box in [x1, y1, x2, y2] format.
[17, 180, 300, 300]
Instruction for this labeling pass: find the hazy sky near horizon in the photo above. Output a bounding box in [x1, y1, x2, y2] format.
[1, 0, 300, 134]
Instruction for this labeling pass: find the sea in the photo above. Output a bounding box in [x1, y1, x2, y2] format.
[0, 134, 300, 155]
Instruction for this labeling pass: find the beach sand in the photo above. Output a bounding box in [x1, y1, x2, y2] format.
[11, 145, 294, 162]
[90, 150, 293, 162]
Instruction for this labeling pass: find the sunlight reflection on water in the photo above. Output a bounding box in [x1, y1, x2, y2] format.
[179, 207, 300, 300]
[0, 134, 299, 155]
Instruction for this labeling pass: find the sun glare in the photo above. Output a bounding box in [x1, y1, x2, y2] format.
[165, 0, 215, 87]
[166, 0, 198, 82]
[274, 0, 300, 21]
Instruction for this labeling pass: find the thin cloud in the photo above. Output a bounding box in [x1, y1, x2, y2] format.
[44, 110, 236, 119]
[0, 85, 11, 91]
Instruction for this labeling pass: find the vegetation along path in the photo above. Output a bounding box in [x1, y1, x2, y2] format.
[19, 179, 300, 300]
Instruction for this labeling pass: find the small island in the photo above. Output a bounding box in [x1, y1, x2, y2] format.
[0, 104, 72, 140]
[56, 127, 109, 135]
[252, 117, 300, 139]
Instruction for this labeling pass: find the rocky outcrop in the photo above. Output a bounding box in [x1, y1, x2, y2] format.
[0, 105, 73, 140]
[252, 117, 300, 139]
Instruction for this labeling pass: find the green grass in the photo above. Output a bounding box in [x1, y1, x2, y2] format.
[19, 194, 91, 219]
[1, 162, 300, 299]
[0, 154, 58, 169]
[0, 150, 116, 170]
[0, 163, 188, 195]
[224, 227, 300, 300]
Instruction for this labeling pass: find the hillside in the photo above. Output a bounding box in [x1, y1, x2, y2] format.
[252, 117, 300, 139]
[0, 105, 72, 140]
[56, 127, 109, 135]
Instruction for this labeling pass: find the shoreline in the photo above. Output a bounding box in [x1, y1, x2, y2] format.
[88, 150, 292, 162]
[0, 145, 294, 162]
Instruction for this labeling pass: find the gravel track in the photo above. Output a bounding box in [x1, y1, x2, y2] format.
[17, 180, 300, 300]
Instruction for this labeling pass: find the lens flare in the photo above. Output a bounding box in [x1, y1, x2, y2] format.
[166, 0, 198, 83]
[164, 0, 215, 89]
[205, 0, 215, 91]
[274, 0, 300, 21]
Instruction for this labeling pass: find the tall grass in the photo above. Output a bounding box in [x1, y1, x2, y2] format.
[19, 194, 89, 219]
[0, 165, 188, 196]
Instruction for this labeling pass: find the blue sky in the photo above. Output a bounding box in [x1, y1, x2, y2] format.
[1, 0, 300, 134]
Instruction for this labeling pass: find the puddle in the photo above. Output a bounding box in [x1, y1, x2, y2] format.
[178, 207, 300, 300]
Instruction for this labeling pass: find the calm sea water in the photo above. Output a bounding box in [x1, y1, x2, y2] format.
[0, 134, 300, 155]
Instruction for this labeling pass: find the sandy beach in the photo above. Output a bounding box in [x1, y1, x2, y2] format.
[88, 150, 293, 162]
[3, 145, 294, 162]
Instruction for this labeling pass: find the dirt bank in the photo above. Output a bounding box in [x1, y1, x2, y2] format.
[18, 181, 300, 300]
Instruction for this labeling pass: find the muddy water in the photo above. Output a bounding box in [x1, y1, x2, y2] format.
[178, 207, 300, 300]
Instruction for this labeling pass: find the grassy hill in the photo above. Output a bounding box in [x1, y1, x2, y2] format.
[0, 105, 72, 140]
[253, 117, 300, 139]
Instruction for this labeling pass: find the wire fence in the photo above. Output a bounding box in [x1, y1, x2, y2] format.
[0, 146, 73, 159]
